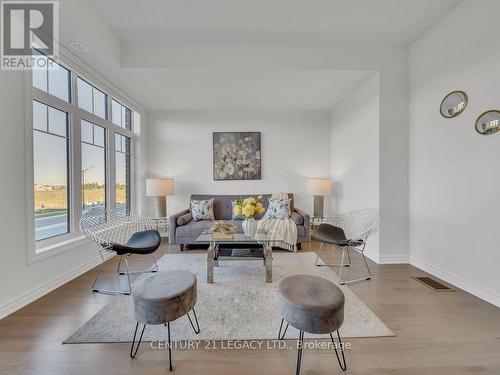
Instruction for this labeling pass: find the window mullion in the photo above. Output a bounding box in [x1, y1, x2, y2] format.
[129, 137, 135, 214]
[72, 112, 82, 234]
[33, 87, 73, 113]
[77, 109, 110, 129]
[108, 129, 117, 212]
[71, 72, 82, 235]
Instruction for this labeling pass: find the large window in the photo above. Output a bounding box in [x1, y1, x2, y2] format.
[33, 101, 70, 241]
[31, 51, 136, 252]
[81, 120, 106, 212]
[115, 134, 131, 214]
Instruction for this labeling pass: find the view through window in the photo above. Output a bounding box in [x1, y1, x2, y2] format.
[81, 120, 106, 211]
[33, 101, 70, 241]
[115, 133, 131, 214]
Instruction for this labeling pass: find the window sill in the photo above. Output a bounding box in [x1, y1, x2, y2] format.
[28, 235, 90, 264]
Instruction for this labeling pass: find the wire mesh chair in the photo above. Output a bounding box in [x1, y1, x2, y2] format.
[80, 207, 161, 295]
[313, 207, 379, 285]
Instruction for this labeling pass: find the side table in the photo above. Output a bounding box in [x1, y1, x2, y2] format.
[152, 217, 169, 238]
[310, 216, 328, 230]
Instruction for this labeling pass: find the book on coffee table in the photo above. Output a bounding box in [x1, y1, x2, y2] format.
[211, 232, 234, 239]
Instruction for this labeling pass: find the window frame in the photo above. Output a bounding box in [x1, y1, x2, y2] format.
[25, 52, 138, 263]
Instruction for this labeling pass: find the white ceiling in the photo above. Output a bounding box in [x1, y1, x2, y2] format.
[119, 69, 375, 111]
[87, 0, 461, 44]
[58, 0, 461, 111]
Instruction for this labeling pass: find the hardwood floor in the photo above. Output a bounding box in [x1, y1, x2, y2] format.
[1, 241, 500, 375]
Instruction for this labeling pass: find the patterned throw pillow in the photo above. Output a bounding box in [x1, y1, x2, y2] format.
[231, 200, 245, 220]
[191, 198, 215, 221]
[267, 198, 291, 219]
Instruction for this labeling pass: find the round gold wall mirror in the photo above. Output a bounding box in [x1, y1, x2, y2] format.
[475, 110, 500, 135]
[440, 91, 468, 118]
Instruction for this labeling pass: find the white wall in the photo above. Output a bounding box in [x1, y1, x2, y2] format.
[145, 111, 331, 216]
[409, 0, 500, 306]
[330, 74, 381, 260]
[138, 45, 410, 259]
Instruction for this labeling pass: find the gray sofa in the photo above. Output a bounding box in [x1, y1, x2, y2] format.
[169, 194, 310, 250]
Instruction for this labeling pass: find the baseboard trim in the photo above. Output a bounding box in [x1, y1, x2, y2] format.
[0, 253, 113, 320]
[378, 254, 409, 264]
[363, 251, 409, 264]
[410, 255, 500, 308]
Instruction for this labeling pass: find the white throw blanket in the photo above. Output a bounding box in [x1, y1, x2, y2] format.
[257, 192, 298, 251]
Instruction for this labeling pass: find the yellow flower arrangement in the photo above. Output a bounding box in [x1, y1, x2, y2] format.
[233, 204, 242, 216]
[242, 204, 255, 217]
[233, 195, 266, 219]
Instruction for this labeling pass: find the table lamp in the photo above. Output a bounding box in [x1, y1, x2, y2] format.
[146, 178, 174, 218]
[306, 178, 332, 217]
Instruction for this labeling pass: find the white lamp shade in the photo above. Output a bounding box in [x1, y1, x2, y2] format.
[306, 178, 332, 196]
[146, 178, 175, 196]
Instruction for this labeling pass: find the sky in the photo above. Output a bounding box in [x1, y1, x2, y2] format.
[34, 133, 111, 186]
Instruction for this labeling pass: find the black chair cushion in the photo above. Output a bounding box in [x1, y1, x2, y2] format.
[312, 223, 364, 247]
[108, 230, 161, 255]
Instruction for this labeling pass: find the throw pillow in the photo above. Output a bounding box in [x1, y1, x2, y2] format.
[176, 212, 192, 226]
[267, 198, 291, 219]
[191, 198, 215, 221]
[231, 200, 245, 220]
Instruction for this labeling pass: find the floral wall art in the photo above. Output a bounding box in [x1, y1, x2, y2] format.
[213, 132, 262, 180]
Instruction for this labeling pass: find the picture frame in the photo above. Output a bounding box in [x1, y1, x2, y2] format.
[213, 132, 262, 181]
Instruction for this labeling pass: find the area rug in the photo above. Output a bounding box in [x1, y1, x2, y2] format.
[64, 252, 393, 343]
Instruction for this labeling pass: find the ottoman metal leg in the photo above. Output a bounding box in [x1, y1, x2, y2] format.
[329, 330, 347, 371]
[187, 308, 201, 334]
[296, 330, 304, 375]
[130, 322, 146, 358]
[278, 318, 289, 340]
[294, 330, 347, 375]
[166, 322, 172, 371]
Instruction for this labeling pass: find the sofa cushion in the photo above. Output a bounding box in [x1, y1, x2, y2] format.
[176, 220, 213, 239]
[191, 198, 215, 221]
[291, 211, 304, 225]
[176, 220, 245, 240]
[176, 212, 192, 226]
[176, 219, 306, 241]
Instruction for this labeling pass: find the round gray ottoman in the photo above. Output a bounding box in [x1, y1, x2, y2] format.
[130, 271, 200, 371]
[277, 274, 347, 373]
